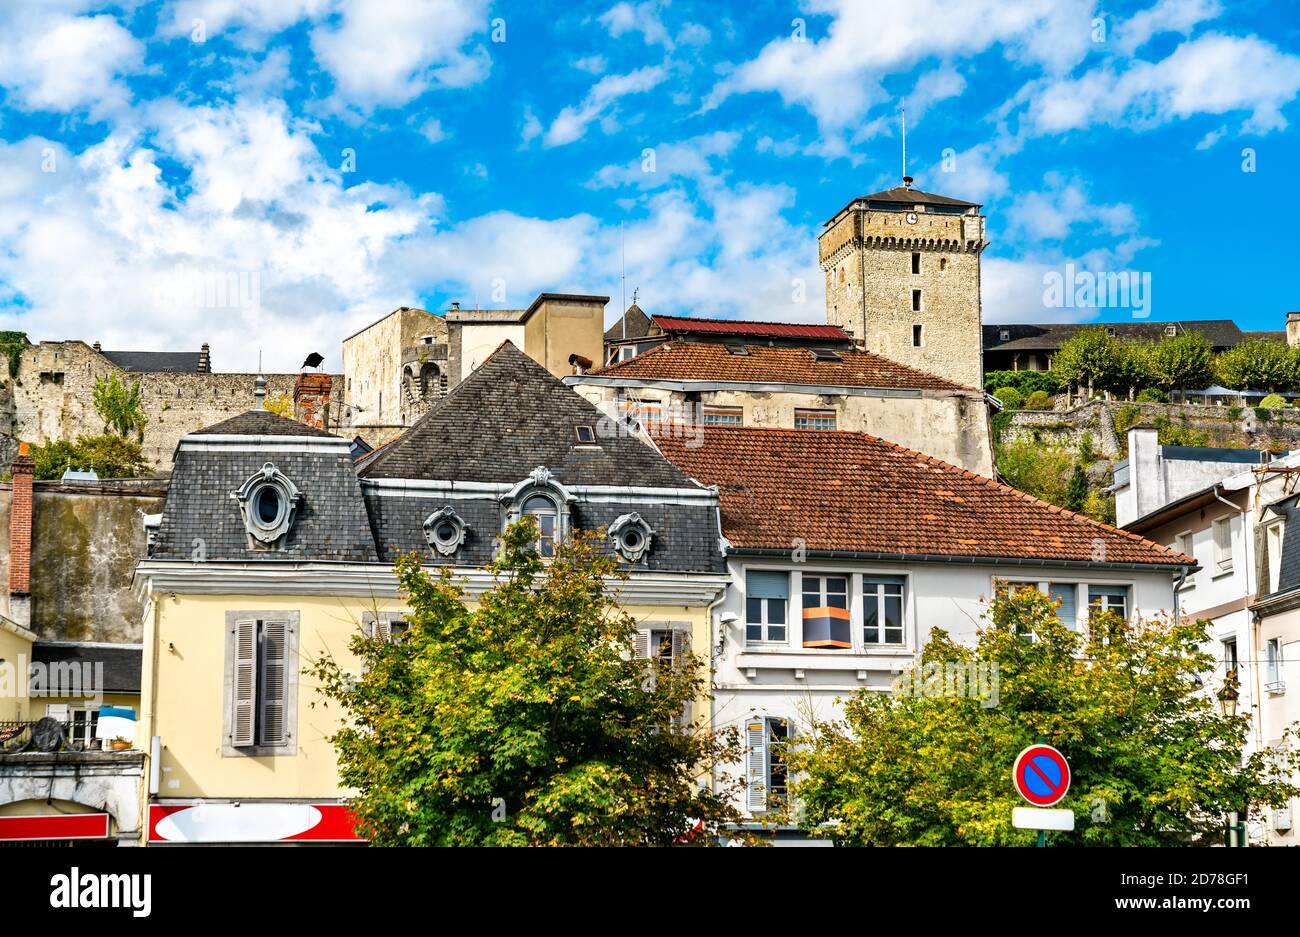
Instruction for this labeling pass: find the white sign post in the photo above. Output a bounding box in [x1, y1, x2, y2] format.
[1012, 807, 1075, 832]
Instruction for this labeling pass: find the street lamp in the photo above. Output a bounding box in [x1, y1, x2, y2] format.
[1216, 671, 1247, 846]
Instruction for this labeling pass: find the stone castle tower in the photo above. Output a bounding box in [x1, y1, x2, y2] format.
[818, 179, 987, 388]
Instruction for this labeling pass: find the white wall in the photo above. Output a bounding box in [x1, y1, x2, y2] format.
[713, 554, 1178, 820]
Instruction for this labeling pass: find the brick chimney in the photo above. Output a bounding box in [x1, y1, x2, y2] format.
[198, 342, 211, 373]
[294, 373, 333, 430]
[8, 442, 33, 629]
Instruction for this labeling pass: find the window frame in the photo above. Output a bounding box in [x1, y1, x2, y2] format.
[522, 493, 560, 558]
[1212, 517, 1234, 575]
[861, 575, 906, 646]
[800, 572, 851, 649]
[994, 578, 1083, 631]
[744, 569, 789, 646]
[222, 610, 300, 757]
[701, 405, 743, 427]
[794, 408, 836, 431]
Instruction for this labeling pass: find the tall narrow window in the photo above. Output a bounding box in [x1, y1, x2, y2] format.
[1223, 637, 1238, 678]
[745, 571, 789, 644]
[523, 495, 558, 557]
[745, 718, 789, 813]
[802, 574, 850, 648]
[863, 577, 904, 644]
[911, 252, 921, 275]
[1267, 523, 1284, 594]
[1265, 638, 1283, 691]
[911, 289, 922, 311]
[766, 718, 789, 805]
[1212, 517, 1234, 573]
[912, 324, 923, 347]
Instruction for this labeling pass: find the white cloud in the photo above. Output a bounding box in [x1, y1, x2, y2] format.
[598, 2, 675, 49]
[543, 65, 668, 147]
[589, 131, 740, 189]
[310, 0, 491, 108]
[1007, 174, 1137, 243]
[160, 0, 333, 41]
[415, 118, 449, 144]
[707, 0, 1094, 132]
[1028, 33, 1300, 135]
[1113, 0, 1222, 55]
[0, 8, 145, 116]
[573, 54, 608, 75]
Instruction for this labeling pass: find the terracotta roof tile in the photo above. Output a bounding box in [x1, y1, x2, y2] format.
[589, 341, 974, 391]
[650, 315, 851, 341]
[657, 426, 1189, 567]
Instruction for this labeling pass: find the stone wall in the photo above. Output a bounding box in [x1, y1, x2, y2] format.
[0, 481, 166, 643]
[342, 307, 448, 431]
[1002, 400, 1300, 458]
[2, 341, 346, 471]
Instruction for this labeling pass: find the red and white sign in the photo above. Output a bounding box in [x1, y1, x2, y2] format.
[1012, 744, 1071, 808]
[148, 803, 363, 843]
[0, 813, 110, 841]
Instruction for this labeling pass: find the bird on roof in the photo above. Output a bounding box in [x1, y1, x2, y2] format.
[302, 351, 325, 371]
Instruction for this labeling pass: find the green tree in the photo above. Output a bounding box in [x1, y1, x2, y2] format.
[1065, 464, 1087, 512]
[93, 372, 148, 440]
[308, 520, 746, 846]
[787, 589, 1299, 845]
[1213, 339, 1296, 392]
[30, 435, 150, 480]
[1051, 327, 1118, 399]
[995, 439, 1075, 507]
[1148, 331, 1213, 400]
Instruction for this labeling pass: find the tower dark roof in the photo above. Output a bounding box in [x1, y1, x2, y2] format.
[360, 341, 697, 488]
[100, 350, 205, 373]
[824, 186, 981, 226]
[605, 303, 653, 341]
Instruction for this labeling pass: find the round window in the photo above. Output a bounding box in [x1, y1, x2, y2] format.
[253, 484, 284, 528]
[434, 521, 457, 543]
[621, 528, 643, 550]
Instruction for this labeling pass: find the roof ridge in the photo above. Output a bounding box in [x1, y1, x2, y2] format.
[694, 426, 1186, 562]
[652, 313, 850, 331]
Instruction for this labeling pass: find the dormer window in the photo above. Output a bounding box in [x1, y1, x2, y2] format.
[523, 495, 559, 557]
[999, 329, 1010, 342]
[232, 463, 301, 546]
[423, 506, 470, 557]
[609, 513, 655, 563]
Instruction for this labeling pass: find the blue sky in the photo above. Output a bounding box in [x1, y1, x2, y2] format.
[1, 0, 1298, 371]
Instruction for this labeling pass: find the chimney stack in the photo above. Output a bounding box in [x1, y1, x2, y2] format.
[198, 342, 211, 373]
[93, 341, 102, 353]
[253, 373, 267, 409]
[8, 442, 33, 629]
[294, 373, 333, 430]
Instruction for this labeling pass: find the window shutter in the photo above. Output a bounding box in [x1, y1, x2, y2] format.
[231, 619, 257, 747]
[746, 721, 767, 812]
[670, 628, 687, 667]
[634, 629, 651, 659]
[258, 620, 291, 746]
[44, 703, 69, 723]
[372, 616, 391, 642]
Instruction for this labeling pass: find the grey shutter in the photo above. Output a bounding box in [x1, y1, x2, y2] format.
[670, 628, 687, 667]
[231, 619, 257, 747]
[634, 629, 650, 659]
[258, 620, 290, 746]
[746, 721, 767, 812]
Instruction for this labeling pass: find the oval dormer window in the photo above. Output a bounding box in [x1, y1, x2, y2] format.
[232, 463, 302, 546]
[254, 484, 284, 528]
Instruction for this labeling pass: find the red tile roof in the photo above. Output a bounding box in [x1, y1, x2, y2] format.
[656, 427, 1190, 568]
[650, 315, 851, 341]
[588, 341, 973, 391]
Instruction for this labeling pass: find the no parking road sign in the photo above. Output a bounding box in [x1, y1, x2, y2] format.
[1012, 744, 1071, 807]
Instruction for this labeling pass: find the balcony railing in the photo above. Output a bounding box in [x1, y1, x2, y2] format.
[0, 718, 132, 755]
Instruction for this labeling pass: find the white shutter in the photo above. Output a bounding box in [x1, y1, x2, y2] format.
[746, 721, 767, 812]
[231, 619, 258, 747]
[258, 620, 290, 746]
[633, 629, 650, 659]
[44, 703, 70, 723]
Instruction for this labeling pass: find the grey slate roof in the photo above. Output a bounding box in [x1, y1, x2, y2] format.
[152, 415, 377, 562]
[32, 642, 142, 694]
[983, 320, 1250, 353]
[360, 341, 699, 489]
[858, 185, 980, 209]
[193, 409, 337, 437]
[605, 304, 654, 341]
[101, 350, 204, 373]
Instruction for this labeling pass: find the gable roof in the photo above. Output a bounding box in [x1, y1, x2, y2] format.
[101, 350, 204, 373]
[192, 408, 338, 437]
[657, 426, 1189, 568]
[586, 340, 974, 392]
[359, 341, 699, 488]
[605, 304, 653, 341]
[984, 320, 1248, 353]
[649, 315, 852, 342]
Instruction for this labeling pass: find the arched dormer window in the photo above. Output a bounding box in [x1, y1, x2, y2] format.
[501, 467, 573, 558]
[232, 463, 301, 547]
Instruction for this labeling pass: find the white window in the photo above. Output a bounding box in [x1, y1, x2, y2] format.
[1175, 532, 1195, 588]
[1266, 639, 1285, 694]
[794, 408, 836, 430]
[702, 405, 743, 426]
[1212, 517, 1234, 573]
[801, 574, 850, 648]
[863, 576, 905, 644]
[1088, 585, 1128, 621]
[1267, 522, 1284, 594]
[523, 495, 559, 557]
[634, 624, 691, 728]
[745, 571, 788, 644]
[745, 717, 789, 813]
